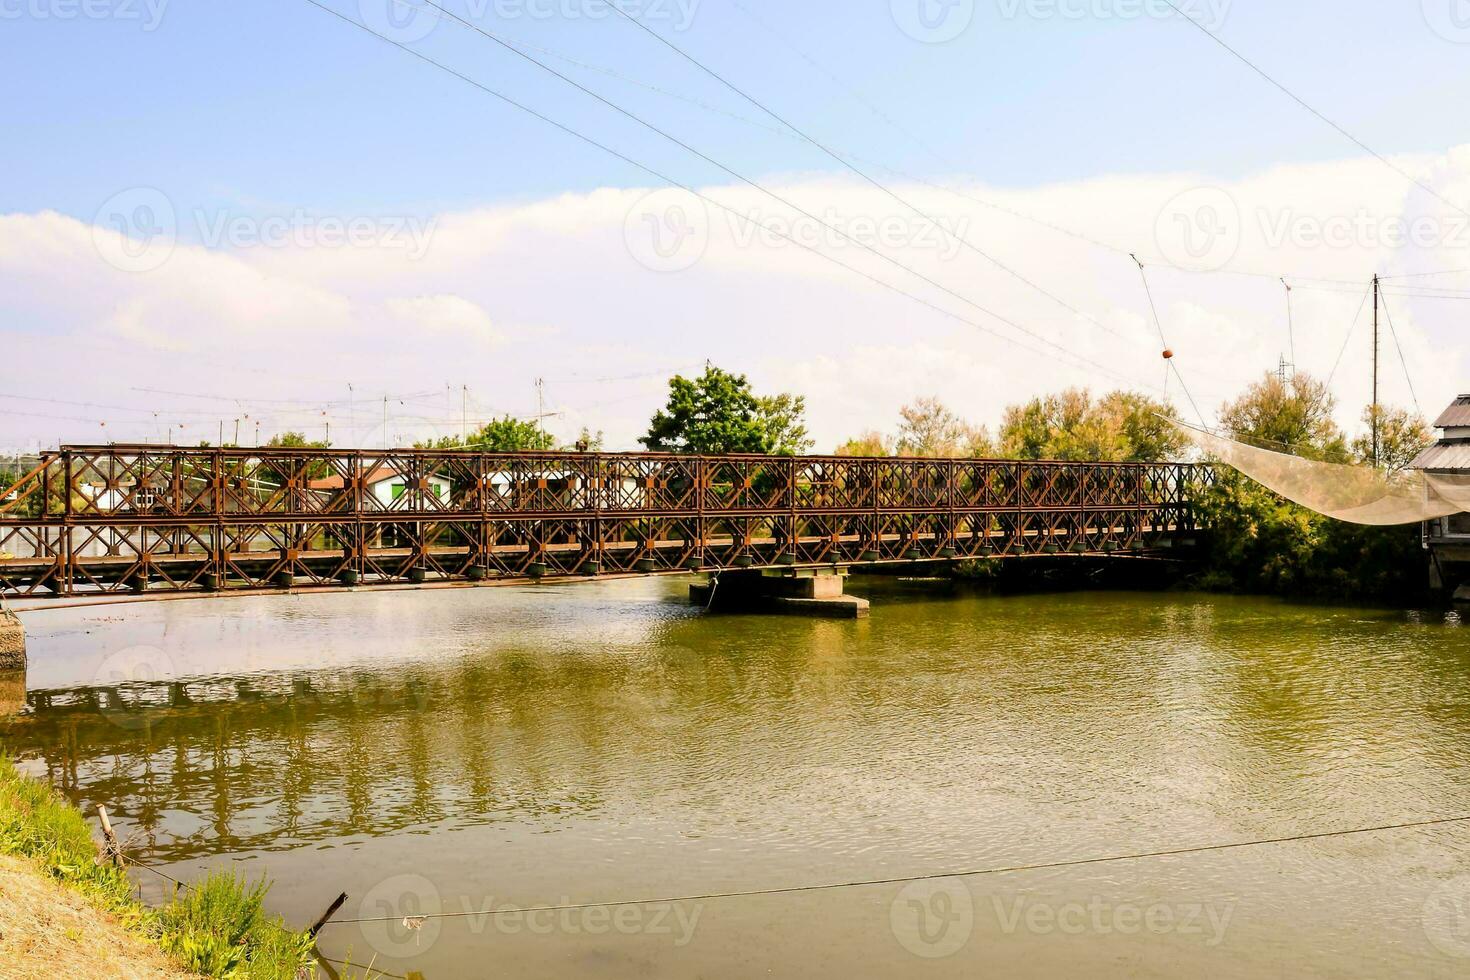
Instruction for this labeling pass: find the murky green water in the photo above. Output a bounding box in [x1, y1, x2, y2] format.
[4, 580, 1470, 978]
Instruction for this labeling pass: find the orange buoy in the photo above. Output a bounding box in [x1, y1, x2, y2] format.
[1162, 349, 1174, 359]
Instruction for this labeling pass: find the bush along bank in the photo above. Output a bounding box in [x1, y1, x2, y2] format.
[0, 754, 318, 979]
[1186, 469, 1428, 605]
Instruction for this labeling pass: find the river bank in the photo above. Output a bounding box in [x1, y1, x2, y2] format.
[0, 755, 318, 979]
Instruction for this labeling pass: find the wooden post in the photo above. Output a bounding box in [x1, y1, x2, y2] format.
[308, 891, 348, 940]
[97, 805, 120, 867]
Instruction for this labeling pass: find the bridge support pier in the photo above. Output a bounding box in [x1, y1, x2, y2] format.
[0, 608, 25, 672]
[690, 568, 869, 619]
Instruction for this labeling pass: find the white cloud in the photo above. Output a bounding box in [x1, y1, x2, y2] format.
[2, 145, 1467, 453]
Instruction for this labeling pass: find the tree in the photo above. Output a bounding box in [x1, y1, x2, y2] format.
[263, 431, 331, 482]
[1351, 405, 1431, 475]
[641, 365, 812, 454]
[756, 393, 814, 455]
[834, 431, 890, 457]
[418, 416, 556, 452]
[1217, 372, 1346, 460]
[567, 427, 605, 452]
[997, 389, 1184, 462]
[894, 397, 992, 457]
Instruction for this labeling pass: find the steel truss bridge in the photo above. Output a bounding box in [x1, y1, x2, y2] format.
[0, 446, 1210, 599]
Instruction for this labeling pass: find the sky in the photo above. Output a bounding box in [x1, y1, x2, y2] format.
[2, 0, 1470, 452]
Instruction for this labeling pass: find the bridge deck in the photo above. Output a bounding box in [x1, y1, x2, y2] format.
[0, 446, 1208, 598]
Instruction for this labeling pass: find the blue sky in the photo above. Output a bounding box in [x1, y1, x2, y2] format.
[7, 0, 1468, 221]
[2, 1, 1469, 451]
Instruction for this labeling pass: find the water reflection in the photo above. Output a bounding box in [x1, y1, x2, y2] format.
[3, 582, 1470, 978]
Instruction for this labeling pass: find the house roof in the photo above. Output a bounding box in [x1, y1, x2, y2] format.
[1434, 394, 1470, 428]
[308, 465, 401, 490]
[1411, 441, 1470, 471]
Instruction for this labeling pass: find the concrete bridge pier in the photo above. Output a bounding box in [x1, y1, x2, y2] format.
[690, 567, 869, 619]
[0, 608, 24, 672]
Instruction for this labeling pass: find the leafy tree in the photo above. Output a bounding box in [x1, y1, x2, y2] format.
[834, 431, 890, 457]
[1351, 405, 1432, 475]
[262, 431, 331, 482]
[567, 427, 605, 452]
[894, 397, 993, 457]
[1190, 375, 1426, 603]
[266, 432, 329, 450]
[1217, 372, 1347, 460]
[641, 365, 812, 454]
[756, 393, 813, 455]
[998, 388, 1184, 462]
[417, 416, 556, 452]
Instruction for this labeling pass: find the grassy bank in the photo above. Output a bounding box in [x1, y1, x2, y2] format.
[0, 754, 317, 979]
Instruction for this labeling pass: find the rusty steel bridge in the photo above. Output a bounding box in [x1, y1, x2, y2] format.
[0, 446, 1209, 599]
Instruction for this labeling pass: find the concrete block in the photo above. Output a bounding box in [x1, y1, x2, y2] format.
[1454, 583, 1470, 605]
[772, 595, 870, 619]
[0, 609, 25, 672]
[789, 573, 846, 599]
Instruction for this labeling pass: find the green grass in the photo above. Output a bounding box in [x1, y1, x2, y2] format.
[0, 753, 319, 979]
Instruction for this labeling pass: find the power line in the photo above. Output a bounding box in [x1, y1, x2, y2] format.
[725, 0, 949, 165]
[298, 0, 1160, 394]
[408, 0, 1146, 381]
[1325, 285, 1374, 388]
[1159, 0, 1469, 221]
[321, 812, 1470, 926]
[605, 2, 1140, 347]
[1378, 292, 1422, 415]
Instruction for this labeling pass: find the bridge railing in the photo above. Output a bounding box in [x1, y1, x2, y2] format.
[0, 446, 1211, 597]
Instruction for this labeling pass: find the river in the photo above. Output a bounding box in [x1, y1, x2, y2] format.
[3, 579, 1469, 978]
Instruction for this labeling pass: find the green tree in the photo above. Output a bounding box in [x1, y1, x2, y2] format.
[1351, 405, 1432, 475]
[997, 389, 1184, 462]
[262, 431, 331, 482]
[756, 393, 814, 455]
[894, 397, 992, 457]
[1217, 372, 1347, 460]
[834, 431, 890, 457]
[641, 365, 811, 454]
[418, 416, 557, 452]
[567, 427, 605, 452]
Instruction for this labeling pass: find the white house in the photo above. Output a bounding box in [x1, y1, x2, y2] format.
[309, 465, 452, 507]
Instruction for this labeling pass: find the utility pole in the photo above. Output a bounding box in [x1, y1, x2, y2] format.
[1372, 273, 1381, 468]
[535, 378, 545, 435]
[462, 385, 468, 443]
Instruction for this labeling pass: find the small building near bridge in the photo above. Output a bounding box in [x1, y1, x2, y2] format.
[1414, 394, 1470, 595]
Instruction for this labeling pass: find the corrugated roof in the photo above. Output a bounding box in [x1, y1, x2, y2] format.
[1434, 395, 1470, 428]
[1412, 441, 1470, 471]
